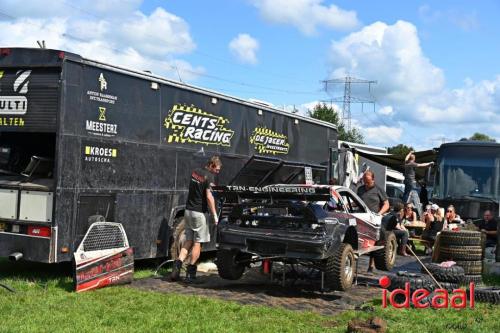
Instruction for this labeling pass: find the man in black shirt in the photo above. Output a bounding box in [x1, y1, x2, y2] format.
[357, 170, 389, 215]
[170, 156, 222, 282]
[478, 210, 498, 248]
[357, 170, 390, 271]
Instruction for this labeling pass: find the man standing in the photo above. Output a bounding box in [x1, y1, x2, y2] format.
[357, 170, 390, 215]
[403, 151, 433, 205]
[478, 210, 498, 248]
[357, 170, 390, 271]
[170, 156, 222, 282]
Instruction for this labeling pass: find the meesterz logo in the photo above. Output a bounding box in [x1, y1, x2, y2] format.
[164, 103, 234, 146]
[379, 276, 475, 309]
[0, 70, 31, 115]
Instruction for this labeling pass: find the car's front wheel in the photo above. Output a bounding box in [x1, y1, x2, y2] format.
[324, 243, 356, 291]
[374, 231, 397, 271]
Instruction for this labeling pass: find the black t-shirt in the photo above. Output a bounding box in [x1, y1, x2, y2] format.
[404, 161, 418, 184]
[185, 168, 215, 213]
[357, 184, 388, 213]
[479, 218, 498, 242]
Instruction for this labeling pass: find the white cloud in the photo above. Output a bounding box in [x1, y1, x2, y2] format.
[379, 106, 393, 115]
[329, 20, 445, 106]
[229, 34, 259, 65]
[362, 125, 403, 145]
[250, 0, 359, 35]
[0, 1, 201, 80]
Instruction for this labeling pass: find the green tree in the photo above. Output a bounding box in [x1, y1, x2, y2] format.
[468, 132, 496, 142]
[387, 144, 414, 160]
[308, 103, 365, 144]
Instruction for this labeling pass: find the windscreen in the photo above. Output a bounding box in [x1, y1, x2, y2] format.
[436, 146, 500, 200]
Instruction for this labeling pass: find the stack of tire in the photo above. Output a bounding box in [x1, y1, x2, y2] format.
[437, 230, 483, 285]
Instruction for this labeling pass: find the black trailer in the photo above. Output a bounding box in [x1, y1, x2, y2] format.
[0, 47, 337, 263]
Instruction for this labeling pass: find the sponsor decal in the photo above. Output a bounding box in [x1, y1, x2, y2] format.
[225, 185, 316, 194]
[379, 276, 474, 309]
[164, 103, 234, 146]
[86, 73, 118, 105]
[84, 145, 117, 163]
[0, 70, 31, 126]
[85, 106, 118, 137]
[250, 127, 289, 155]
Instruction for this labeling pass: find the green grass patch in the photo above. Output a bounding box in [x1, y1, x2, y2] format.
[1, 258, 499, 333]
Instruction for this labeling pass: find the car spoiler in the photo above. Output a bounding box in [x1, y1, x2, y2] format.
[212, 185, 333, 201]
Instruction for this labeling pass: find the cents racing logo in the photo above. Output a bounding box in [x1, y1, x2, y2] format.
[163, 104, 234, 146]
[250, 127, 289, 155]
[0, 69, 31, 117]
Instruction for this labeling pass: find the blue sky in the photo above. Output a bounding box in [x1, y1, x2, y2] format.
[1, 0, 499, 149]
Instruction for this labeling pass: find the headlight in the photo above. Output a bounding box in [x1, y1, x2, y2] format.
[251, 220, 259, 227]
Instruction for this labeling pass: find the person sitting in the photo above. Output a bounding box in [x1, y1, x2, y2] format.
[444, 205, 463, 230]
[392, 202, 410, 256]
[478, 210, 498, 248]
[422, 204, 444, 251]
[402, 202, 418, 237]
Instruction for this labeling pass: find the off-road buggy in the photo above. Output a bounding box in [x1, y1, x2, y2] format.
[214, 184, 397, 291]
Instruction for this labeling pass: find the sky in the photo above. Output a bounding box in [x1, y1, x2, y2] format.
[1, 0, 499, 150]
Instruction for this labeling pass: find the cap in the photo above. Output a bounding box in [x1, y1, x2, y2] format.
[431, 204, 439, 211]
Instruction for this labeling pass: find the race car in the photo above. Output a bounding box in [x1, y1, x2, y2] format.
[214, 184, 397, 291]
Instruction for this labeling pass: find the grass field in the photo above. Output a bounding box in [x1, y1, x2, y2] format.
[1, 258, 499, 333]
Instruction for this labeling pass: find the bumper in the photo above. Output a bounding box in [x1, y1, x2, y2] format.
[218, 226, 329, 260]
[0, 232, 52, 263]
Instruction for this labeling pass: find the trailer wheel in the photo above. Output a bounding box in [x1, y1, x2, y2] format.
[374, 231, 397, 271]
[169, 217, 191, 264]
[216, 249, 247, 280]
[324, 243, 356, 291]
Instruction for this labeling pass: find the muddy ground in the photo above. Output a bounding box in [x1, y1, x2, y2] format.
[131, 255, 431, 316]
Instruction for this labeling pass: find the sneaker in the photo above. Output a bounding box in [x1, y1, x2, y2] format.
[185, 264, 197, 284]
[169, 259, 183, 281]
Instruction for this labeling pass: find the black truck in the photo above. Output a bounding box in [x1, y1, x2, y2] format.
[0, 47, 337, 263]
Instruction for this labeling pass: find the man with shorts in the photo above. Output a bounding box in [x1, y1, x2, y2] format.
[170, 156, 222, 282]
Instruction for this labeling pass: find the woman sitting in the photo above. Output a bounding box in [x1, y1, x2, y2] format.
[402, 203, 418, 237]
[392, 202, 410, 256]
[422, 204, 444, 252]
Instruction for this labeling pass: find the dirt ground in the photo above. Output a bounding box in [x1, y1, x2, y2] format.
[131, 255, 431, 316]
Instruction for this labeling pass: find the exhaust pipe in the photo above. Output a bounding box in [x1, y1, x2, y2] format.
[8, 252, 23, 262]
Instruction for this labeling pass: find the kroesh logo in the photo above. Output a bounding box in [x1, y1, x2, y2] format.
[164, 104, 234, 146]
[250, 127, 289, 155]
[0, 69, 31, 115]
[379, 275, 475, 309]
[84, 146, 117, 163]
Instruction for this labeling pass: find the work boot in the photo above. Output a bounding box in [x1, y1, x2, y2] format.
[169, 259, 183, 281]
[185, 264, 197, 284]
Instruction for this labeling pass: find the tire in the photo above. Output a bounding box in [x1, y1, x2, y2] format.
[374, 231, 397, 271]
[439, 230, 482, 247]
[454, 260, 483, 275]
[325, 243, 356, 291]
[421, 263, 465, 283]
[475, 287, 500, 305]
[388, 271, 435, 291]
[216, 249, 246, 280]
[439, 245, 482, 261]
[462, 274, 482, 285]
[435, 281, 460, 292]
[170, 217, 191, 263]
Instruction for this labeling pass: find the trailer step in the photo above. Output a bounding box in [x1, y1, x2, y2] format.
[354, 245, 384, 258]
